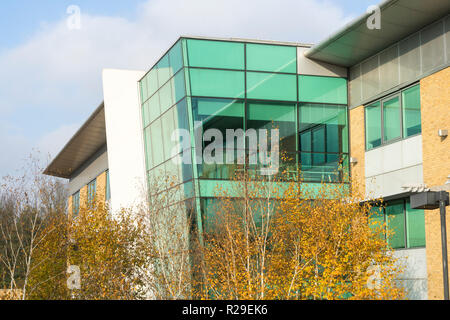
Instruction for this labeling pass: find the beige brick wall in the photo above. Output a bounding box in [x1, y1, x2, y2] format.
[96, 171, 107, 205]
[349, 106, 365, 198]
[421, 67, 450, 300]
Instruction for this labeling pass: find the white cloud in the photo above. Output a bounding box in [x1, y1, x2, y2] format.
[0, 0, 354, 177]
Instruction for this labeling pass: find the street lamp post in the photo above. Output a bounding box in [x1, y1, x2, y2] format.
[410, 190, 450, 300]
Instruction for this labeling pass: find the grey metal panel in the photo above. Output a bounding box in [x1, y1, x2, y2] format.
[446, 15, 450, 63]
[305, 0, 450, 67]
[379, 44, 400, 92]
[44, 103, 107, 178]
[399, 32, 421, 83]
[349, 64, 362, 106]
[421, 20, 445, 73]
[361, 55, 380, 101]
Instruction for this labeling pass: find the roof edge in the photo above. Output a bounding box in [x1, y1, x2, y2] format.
[43, 102, 105, 178]
[305, 0, 395, 59]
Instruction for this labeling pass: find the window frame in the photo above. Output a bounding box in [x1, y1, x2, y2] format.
[72, 191, 80, 218]
[364, 83, 421, 151]
[370, 198, 425, 250]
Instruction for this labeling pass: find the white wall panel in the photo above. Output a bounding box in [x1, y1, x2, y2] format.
[102, 69, 146, 213]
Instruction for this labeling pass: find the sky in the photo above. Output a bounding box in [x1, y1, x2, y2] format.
[0, 0, 378, 178]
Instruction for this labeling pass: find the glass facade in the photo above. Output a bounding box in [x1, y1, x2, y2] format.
[369, 198, 426, 249]
[72, 191, 80, 217]
[87, 179, 96, 205]
[106, 170, 111, 201]
[139, 38, 349, 235]
[365, 84, 421, 150]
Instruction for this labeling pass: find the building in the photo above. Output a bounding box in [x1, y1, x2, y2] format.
[44, 0, 450, 299]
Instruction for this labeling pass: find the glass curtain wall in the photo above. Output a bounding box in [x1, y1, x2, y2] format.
[140, 38, 349, 234]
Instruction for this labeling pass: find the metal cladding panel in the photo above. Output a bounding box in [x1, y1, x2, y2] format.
[421, 20, 445, 73]
[349, 65, 362, 106]
[399, 32, 421, 83]
[361, 55, 380, 101]
[446, 15, 450, 62]
[410, 192, 439, 210]
[379, 44, 400, 92]
[305, 0, 450, 67]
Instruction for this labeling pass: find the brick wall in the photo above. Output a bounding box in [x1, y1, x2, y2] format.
[349, 105, 365, 198]
[421, 67, 450, 300]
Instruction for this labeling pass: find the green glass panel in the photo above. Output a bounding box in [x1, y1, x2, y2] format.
[299, 103, 348, 182]
[148, 92, 161, 123]
[299, 75, 347, 104]
[159, 80, 174, 114]
[156, 54, 171, 87]
[246, 43, 296, 73]
[386, 200, 405, 249]
[402, 85, 421, 137]
[187, 39, 244, 69]
[383, 96, 401, 142]
[406, 200, 426, 248]
[365, 102, 382, 150]
[173, 99, 190, 154]
[144, 126, 153, 170]
[189, 68, 245, 98]
[172, 70, 186, 104]
[87, 179, 96, 204]
[369, 206, 385, 239]
[169, 40, 183, 76]
[247, 72, 296, 101]
[142, 101, 149, 128]
[299, 103, 348, 152]
[147, 69, 159, 98]
[161, 107, 176, 162]
[140, 79, 148, 103]
[105, 170, 111, 201]
[150, 119, 164, 166]
[72, 192, 80, 217]
[193, 98, 244, 179]
[247, 101, 297, 152]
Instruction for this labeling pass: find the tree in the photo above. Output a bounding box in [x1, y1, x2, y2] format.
[0, 154, 67, 300]
[196, 169, 405, 300]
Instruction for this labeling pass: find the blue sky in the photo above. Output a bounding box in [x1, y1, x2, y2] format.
[0, 0, 378, 177]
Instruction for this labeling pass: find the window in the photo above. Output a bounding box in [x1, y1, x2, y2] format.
[156, 54, 171, 87]
[247, 101, 297, 178]
[105, 170, 111, 201]
[172, 70, 186, 104]
[147, 69, 159, 98]
[246, 72, 297, 101]
[246, 43, 297, 73]
[148, 93, 161, 124]
[247, 101, 297, 152]
[365, 101, 382, 150]
[299, 76, 347, 104]
[168, 40, 183, 77]
[365, 84, 421, 150]
[299, 103, 349, 182]
[150, 119, 164, 167]
[369, 198, 425, 249]
[158, 80, 174, 114]
[72, 191, 80, 217]
[87, 179, 97, 205]
[186, 39, 244, 70]
[192, 98, 244, 179]
[383, 95, 401, 142]
[402, 85, 421, 137]
[189, 69, 245, 98]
